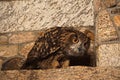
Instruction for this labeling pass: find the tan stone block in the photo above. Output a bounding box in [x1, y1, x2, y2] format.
[96, 10, 118, 43]
[17, 71, 31, 80]
[0, 45, 18, 57]
[19, 42, 35, 58]
[97, 43, 120, 67]
[0, 36, 8, 44]
[9, 32, 36, 44]
[0, 67, 119, 80]
[103, 0, 117, 8]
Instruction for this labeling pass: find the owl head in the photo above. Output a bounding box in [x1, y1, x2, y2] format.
[60, 28, 90, 57]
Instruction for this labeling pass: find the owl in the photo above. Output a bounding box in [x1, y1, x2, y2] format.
[21, 27, 90, 69]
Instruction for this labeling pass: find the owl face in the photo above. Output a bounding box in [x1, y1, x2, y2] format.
[64, 32, 90, 57]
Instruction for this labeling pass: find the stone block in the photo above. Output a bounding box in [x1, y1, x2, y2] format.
[96, 10, 118, 43]
[9, 32, 36, 44]
[96, 43, 120, 67]
[0, 0, 94, 33]
[0, 45, 18, 57]
[19, 42, 35, 58]
[0, 35, 8, 44]
[0, 66, 120, 80]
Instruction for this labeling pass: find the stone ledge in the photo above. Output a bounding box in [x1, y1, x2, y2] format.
[0, 66, 120, 80]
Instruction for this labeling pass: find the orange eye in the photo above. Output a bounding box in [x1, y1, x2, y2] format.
[72, 37, 79, 43]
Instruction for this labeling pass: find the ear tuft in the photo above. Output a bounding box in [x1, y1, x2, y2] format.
[84, 30, 95, 41]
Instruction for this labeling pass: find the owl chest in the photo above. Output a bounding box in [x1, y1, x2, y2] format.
[37, 52, 70, 69]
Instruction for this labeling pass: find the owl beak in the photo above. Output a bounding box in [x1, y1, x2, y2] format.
[78, 38, 90, 56]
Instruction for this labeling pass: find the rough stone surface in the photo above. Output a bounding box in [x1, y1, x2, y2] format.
[96, 10, 118, 43]
[97, 43, 120, 67]
[0, 35, 8, 44]
[0, 45, 18, 57]
[9, 32, 36, 44]
[19, 42, 35, 58]
[103, 0, 117, 8]
[0, 0, 94, 33]
[0, 66, 120, 80]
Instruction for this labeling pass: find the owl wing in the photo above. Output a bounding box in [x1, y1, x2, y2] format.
[22, 27, 66, 69]
[28, 27, 62, 59]
[28, 39, 61, 59]
[21, 38, 61, 69]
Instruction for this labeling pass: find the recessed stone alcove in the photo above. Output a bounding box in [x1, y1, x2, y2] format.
[0, 0, 95, 69]
[0, 26, 95, 70]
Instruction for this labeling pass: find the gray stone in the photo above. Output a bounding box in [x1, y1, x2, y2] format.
[97, 43, 120, 67]
[0, 0, 94, 33]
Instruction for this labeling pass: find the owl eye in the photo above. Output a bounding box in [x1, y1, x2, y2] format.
[72, 36, 79, 43]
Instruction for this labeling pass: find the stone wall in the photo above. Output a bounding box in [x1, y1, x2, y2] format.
[0, 0, 94, 33]
[0, 0, 120, 80]
[94, 0, 120, 67]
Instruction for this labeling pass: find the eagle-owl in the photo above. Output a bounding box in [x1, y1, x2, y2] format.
[21, 27, 90, 69]
[1, 27, 90, 70]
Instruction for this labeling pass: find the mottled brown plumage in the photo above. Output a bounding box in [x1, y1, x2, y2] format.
[1, 27, 91, 70]
[21, 27, 90, 69]
[1, 57, 25, 70]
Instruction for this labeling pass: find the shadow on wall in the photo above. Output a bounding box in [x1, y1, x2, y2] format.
[70, 54, 95, 67]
